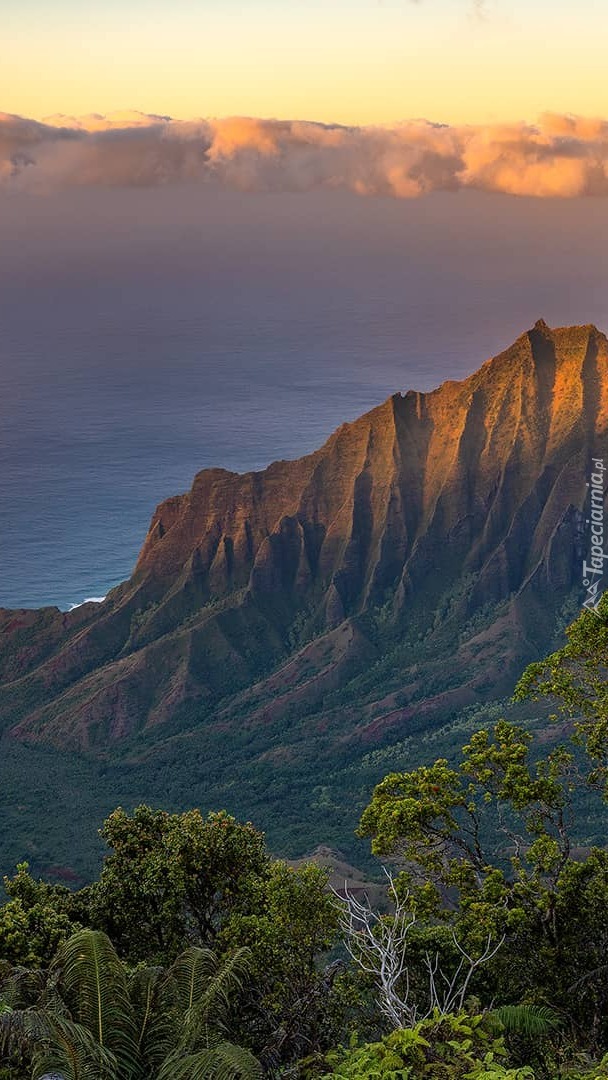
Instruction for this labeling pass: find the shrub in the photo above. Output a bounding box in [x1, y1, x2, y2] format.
[465, 1062, 535, 1079]
[560, 1056, 608, 1080]
[322, 1012, 508, 1078]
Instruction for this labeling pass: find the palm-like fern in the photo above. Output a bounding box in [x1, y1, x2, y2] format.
[172, 946, 251, 1039]
[156, 1043, 263, 1080]
[491, 1003, 560, 1037]
[0, 1003, 45, 1071]
[155, 947, 262, 1080]
[32, 1012, 119, 1080]
[128, 965, 175, 1071]
[49, 930, 139, 1078]
[1, 930, 262, 1080]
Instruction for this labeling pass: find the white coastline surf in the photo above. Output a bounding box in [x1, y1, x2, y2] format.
[67, 596, 106, 611]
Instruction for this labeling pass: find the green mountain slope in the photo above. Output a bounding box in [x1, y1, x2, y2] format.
[1, 320, 606, 879]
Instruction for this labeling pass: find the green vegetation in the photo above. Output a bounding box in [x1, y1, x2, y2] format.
[322, 1013, 517, 1078]
[1, 808, 344, 1077]
[0, 581, 587, 883]
[0, 928, 263, 1079]
[2, 599, 608, 1076]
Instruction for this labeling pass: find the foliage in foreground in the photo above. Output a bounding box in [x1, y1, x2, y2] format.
[0, 810, 345, 1076]
[0, 927, 262, 1079]
[2, 599, 608, 1076]
[322, 1011, 512, 1078]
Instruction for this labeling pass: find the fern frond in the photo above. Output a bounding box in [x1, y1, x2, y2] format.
[0, 965, 46, 1009]
[178, 946, 252, 1041]
[33, 1012, 118, 1080]
[129, 964, 176, 1069]
[156, 1040, 263, 1080]
[51, 929, 140, 1077]
[170, 947, 218, 1013]
[491, 1003, 560, 1036]
[0, 1004, 46, 1059]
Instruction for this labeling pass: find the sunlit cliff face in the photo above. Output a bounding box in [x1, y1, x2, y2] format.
[1, 322, 606, 750]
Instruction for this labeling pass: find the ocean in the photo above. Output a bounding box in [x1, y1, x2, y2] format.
[1, 186, 606, 610]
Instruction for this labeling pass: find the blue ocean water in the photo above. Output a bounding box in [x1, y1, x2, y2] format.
[1, 186, 606, 610]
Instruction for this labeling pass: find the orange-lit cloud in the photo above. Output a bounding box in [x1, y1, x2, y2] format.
[2, 111, 608, 198]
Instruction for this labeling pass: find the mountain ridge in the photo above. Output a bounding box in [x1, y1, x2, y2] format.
[1, 320, 606, 757]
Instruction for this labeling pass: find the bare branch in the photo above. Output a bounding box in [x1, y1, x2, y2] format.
[333, 870, 505, 1029]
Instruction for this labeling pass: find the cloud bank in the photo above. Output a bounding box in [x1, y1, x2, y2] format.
[2, 110, 608, 198]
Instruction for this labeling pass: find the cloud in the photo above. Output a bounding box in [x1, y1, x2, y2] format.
[2, 110, 608, 198]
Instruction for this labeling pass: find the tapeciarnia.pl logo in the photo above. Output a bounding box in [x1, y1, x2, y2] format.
[582, 457, 606, 616]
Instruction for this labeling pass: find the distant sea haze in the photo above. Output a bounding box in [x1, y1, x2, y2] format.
[1, 185, 607, 610]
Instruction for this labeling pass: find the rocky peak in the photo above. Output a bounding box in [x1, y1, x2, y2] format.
[0, 322, 606, 751]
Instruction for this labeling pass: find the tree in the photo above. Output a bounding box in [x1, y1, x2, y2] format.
[0, 864, 83, 968]
[359, 720, 577, 929]
[75, 806, 345, 1069]
[358, 719, 608, 1050]
[0, 805, 351, 1072]
[89, 806, 269, 963]
[514, 595, 608, 766]
[220, 860, 341, 1070]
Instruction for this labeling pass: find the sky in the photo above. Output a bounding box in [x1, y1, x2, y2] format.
[2, 0, 608, 609]
[1, 0, 607, 126]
